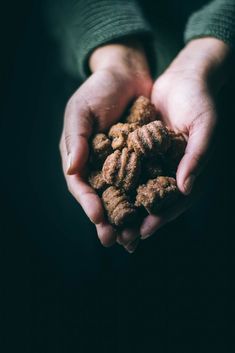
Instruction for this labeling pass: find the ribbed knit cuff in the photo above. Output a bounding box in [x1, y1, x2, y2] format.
[184, 0, 235, 49]
[70, 0, 154, 79]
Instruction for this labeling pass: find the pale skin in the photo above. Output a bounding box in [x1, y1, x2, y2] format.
[59, 37, 231, 253]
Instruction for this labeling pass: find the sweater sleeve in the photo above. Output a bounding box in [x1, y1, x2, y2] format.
[184, 0, 235, 48]
[46, 0, 154, 80]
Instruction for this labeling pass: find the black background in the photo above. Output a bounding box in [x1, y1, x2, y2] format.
[0, 1, 234, 352]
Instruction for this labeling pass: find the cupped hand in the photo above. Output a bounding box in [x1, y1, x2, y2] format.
[140, 38, 231, 239]
[59, 41, 152, 250]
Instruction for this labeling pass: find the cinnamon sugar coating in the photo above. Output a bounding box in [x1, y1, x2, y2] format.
[108, 122, 138, 150]
[127, 120, 170, 157]
[126, 96, 157, 125]
[102, 186, 136, 226]
[135, 176, 178, 214]
[102, 148, 140, 191]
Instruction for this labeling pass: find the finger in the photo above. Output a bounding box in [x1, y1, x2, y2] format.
[177, 110, 217, 195]
[60, 134, 104, 224]
[64, 96, 93, 175]
[117, 227, 140, 246]
[140, 196, 193, 239]
[96, 222, 117, 247]
[124, 237, 140, 254]
[66, 174, 104, 225]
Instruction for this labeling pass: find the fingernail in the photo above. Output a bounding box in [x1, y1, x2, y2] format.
[66, 153, 72, 174]
[125, 244, 135, 253]
[117, 237, 123, 245]
[183, 175, 195, 195]
[140, 233, 152, 240]
[125, 238, 139, 253]
[127, 248, 135, 254]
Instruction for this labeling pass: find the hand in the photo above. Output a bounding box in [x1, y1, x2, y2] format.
[59, 40, 153, 250]
[140, 38, 231, 239]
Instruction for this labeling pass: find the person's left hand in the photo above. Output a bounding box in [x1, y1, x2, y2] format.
[139, 37, 231, 239]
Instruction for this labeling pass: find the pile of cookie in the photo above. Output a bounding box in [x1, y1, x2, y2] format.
[88, 96, 186, 227]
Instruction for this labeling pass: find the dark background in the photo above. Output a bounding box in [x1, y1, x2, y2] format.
[0, 1, 234, 352]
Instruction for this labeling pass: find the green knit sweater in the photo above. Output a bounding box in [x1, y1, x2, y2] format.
[46, 0, 235, 80]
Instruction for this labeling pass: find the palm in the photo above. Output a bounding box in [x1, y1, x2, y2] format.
[70, 69, 151, 133]
[152, 72, 216, 135]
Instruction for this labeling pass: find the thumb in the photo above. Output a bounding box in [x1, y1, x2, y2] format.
[177, 111, 217, 195]
[64, 98, 93, 175]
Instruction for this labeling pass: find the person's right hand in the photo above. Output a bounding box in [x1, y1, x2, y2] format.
[59, 40, 153, 250]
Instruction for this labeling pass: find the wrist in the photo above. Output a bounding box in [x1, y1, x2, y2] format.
[89, 39, 151, 82]
[168, 38, 232, 91]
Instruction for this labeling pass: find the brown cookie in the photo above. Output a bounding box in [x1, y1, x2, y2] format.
[102, 186, 136, 226]
[127, 120, 170, 157]
[135, 176, 178, 214]
[108, 122, 139, 150]
[126, 96, 157, 125]
[102, 148, 141, 191]
[90, 133, 112, 167]
[88, 170, 107, 193]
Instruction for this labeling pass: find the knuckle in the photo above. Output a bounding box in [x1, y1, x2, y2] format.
[64, 133, 72, 146]
[59, 135, 64, 153]
[67, 181, 73, 194]
[64, 133, 76, 152]
[66, 179, 75, 197]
